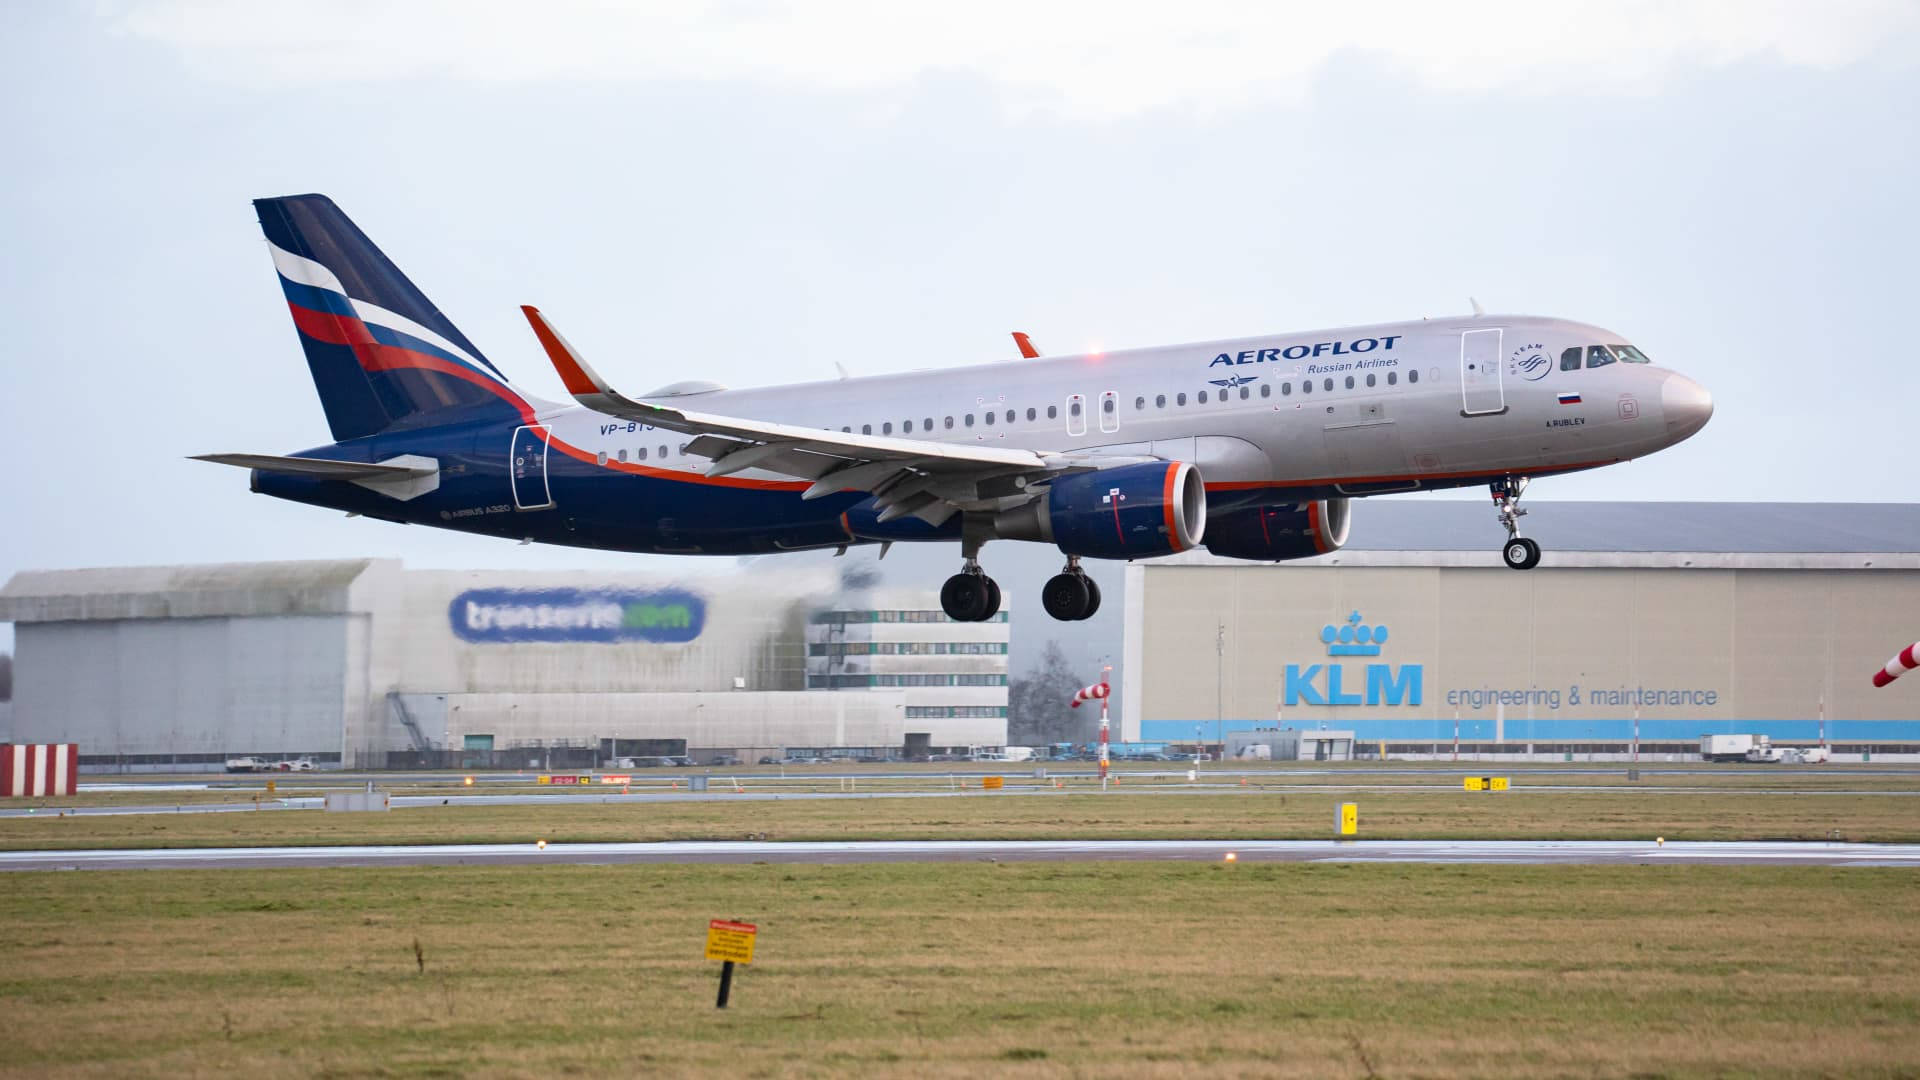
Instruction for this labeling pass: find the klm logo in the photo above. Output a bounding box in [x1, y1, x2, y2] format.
[1284, 611, 1423, 707]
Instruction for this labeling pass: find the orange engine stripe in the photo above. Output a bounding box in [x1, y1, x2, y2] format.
[1162, 464, 1184, 552]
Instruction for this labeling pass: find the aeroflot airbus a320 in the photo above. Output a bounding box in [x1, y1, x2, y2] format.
[197, 195, 1713, 622]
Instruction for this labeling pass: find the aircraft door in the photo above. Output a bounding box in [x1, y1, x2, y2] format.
[510, 424, 555, 510]
[1066, 394, 1087, 436]
[1460, 329, 1505, 415]
[1097, 390, 1119, 433]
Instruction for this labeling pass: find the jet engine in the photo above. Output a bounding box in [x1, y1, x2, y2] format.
[994, 461, 1206, 559]
[1202, 498, 1350, 561]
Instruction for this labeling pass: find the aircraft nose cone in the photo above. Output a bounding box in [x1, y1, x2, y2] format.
[1662, 373, 1713, 441]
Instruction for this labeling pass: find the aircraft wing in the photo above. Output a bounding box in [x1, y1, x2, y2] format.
[522, 306, 1078, 525]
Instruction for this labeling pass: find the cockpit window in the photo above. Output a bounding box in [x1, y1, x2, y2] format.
[1611, 344, 1651, 364]
[1586, 345, 1616, 369]
[1561, 347, 1582, 372]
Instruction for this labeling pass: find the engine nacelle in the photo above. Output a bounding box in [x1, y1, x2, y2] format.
[1203, 498, 1350, 561]
[995, 461, 1206, 559]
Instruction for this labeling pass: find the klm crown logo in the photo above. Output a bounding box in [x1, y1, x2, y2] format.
[1322, 611, 1386, 657]
[1286, 609, 1422, 707]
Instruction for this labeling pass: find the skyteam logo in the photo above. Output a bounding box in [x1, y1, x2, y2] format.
[451, 588, 705, 644]
[1285, 610, 1422, 706]
[1510, 342, 1551, 382]
[1208, 375, 1259, 389]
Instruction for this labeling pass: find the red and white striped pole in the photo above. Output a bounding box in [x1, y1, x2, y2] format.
[1070, 668, 1113, 785]
[1873, 642, 1919, 688]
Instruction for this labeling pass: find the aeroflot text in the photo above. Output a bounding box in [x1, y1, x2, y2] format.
[1208, 336, 1402, 368]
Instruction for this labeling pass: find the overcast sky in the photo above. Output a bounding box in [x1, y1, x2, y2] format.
[4, 2, 1919, 652]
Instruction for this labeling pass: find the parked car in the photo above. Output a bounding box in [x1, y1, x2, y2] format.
[782, 756, 823, 765]
[758, 756, 782, 765]
[224, 756, 268, 773]
[854, 754, 887, 763]
[709, 754, 741, 767]
[663, 755, 695, 768]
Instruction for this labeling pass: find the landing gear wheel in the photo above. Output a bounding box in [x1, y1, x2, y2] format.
[1042, 572, 1093, 621]
[982, 577, 1002, 621]
[941, 572, 995, 621]
[1077, 577, 1102, 620]
[1502, 536, 1541, 570]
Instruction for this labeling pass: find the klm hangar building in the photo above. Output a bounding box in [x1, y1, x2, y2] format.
[1120, 502, 1920, 758]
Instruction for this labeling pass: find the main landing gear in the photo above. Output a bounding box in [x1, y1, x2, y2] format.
[1041, 557, 1101, 622]
[940, 559, 1002, 622]
[1493, 476, 1542, 570]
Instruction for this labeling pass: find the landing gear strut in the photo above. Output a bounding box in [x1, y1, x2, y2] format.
[1042, 556, 1101, 621]
[941, 540, 1002, 622]
[1492, 476, 1541, 570]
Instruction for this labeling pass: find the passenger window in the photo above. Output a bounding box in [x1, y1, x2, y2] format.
[1365, 373, 1376, 387]
[1301, 380, 1312, 394]
[883, 422, 893, 434]
[1047, 405, 1057, 419]
[1176, 393, 1187, 406]
[944, 416, 954, 429]
[1387, 371, 1396, 385]
[964, 414, 974, 427]
[1561, 347, 1582, 372]
[1260, 384, 1271, 398]
[617, 449, 627, 462]
[984, 411, 995, 426]
[1135, 396, 1145, 410]
[1587, 345, 1616, 369]
[924, 417, 933, 430]
[1025, 408, 1036, 421]
[1324, 378, 1334, 391]
[842, 426, 852, 433]
[1069, 400, 1082, 417]
[1344, 376, 1355, 389]
[903, 419, 913, 433]
[1197, 390, 1208, 403]
[862, 424, 872, 435]
[1006, 409, 1015, 423]
[659, 444, 668, 458]
[1156, 394, 1167, 407]
[1408, 370, 1419, 384]
[1282, 382, 1292, 396]
[1612, 344, 1652, 364]
[596, 451, 607, 465]
[1239, 386, 1250, 400]
[638, 447, 649, 461]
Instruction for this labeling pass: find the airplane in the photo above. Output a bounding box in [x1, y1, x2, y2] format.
[196, 194, 1713, 622]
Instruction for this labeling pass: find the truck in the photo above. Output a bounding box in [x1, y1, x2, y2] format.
[1700, 734, 1759, 762]
[224, 756, 269, 773]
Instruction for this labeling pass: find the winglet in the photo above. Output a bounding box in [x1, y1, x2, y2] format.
[1012, 331, 1041, 358]
[521, 305, 610, 397]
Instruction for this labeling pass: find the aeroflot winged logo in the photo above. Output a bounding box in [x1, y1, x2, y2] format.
[1285, 611, 1422, 706]
[450, 588, 706, 644]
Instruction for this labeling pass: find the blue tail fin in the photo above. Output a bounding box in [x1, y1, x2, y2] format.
[255, 194, 529, 440]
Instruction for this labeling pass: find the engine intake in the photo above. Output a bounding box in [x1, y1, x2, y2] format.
[1203, 498, 1350, 561]
[995, 461, 1206, 559]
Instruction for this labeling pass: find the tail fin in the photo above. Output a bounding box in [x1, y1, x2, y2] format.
[255, 194, 529, 440]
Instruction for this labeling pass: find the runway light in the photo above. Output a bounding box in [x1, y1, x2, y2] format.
[1223, 852, 1238, 863]
[463, 776, 474, 786]
[536, 839, 548, 850]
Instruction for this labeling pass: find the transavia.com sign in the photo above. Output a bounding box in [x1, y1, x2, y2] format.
[449, 588, 705, 644]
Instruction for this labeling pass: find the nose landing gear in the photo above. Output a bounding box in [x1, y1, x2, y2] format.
[1493, 477, 1542, 570]
[1042, 556, 1101, 621]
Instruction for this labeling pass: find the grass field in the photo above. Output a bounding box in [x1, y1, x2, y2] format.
[5, 781, 1919, 850]
[2, 862, 1917, 1077]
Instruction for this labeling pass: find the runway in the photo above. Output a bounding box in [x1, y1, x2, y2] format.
[5, 838, 1919, 871]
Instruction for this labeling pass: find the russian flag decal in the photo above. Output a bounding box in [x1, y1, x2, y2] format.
[1556, 392, 1582, 405]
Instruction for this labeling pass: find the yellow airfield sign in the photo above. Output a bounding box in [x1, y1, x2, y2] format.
[705, 920, 758, 964]
[1464, 776, 1510, 792]
[1336, 802, 1358, 836]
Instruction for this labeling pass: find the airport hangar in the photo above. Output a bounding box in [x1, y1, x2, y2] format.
[1120, 501, 1920, 760]
[0, 564, 1008, 771]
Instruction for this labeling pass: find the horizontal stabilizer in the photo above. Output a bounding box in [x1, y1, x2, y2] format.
[190, 453, 432, 480]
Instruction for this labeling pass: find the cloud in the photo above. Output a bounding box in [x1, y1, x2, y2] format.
[106, 0, 1920, 115]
